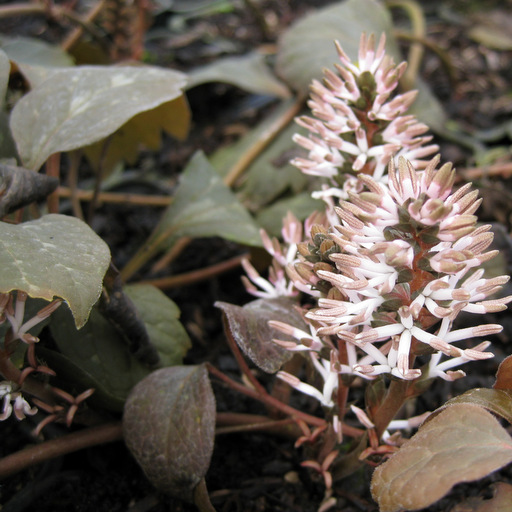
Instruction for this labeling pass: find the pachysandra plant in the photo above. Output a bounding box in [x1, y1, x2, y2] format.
[240, 33, 512, 511]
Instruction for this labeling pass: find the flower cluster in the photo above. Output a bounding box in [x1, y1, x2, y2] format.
[242, 33, 511, 428]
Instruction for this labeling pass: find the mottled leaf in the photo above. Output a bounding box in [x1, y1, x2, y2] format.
[0, 35, 73, 67]
[125, 284, 191, 367]
[10, 65, 187, 170]
[0, 163, 59, 217]
[371, 403, 512, 512]
[123, 365, 216, 502]
[188, 52, 291, 98]
[451, 482, 512, 512]
[0, 214, 110, 328]
[216, 297, 306, 373]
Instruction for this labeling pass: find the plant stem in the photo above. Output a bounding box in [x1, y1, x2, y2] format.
[373, 378, 410, 439]
[216, 412, 299, 438]
[193, 478, 217, 512]
[385, 0, 426, 90]
[141, 253, 247, 290]
[0, 422, 123, 480]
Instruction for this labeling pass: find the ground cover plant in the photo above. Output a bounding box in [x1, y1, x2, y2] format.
[0, 0, 512, 511]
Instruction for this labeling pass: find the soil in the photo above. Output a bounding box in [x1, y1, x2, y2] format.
[1, 1, 512, 511]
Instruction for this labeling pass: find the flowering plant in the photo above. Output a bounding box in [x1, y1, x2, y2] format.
[236, 33, 512, 511]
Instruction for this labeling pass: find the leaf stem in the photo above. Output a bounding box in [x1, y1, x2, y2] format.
[0, 422, 123, 480]
[373, 378, 410, 439]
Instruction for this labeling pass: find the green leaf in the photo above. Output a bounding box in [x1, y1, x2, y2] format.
[210, 99, 309, 211]
[48, 285, 191, 411]
[125, 284, 191, 367]
[371, 403, 512, 512]
[276, 0, 401, 96]
[0, 214, 110, 328]
[0, 49, 9, 109]
[0, 35, 74, 68]
[187, 51, 291, 98]
[131, 151, 261, 274]
[123, 365, 216, 502]
[275, 0, 447, 132]
[10, 65, 188, 171]
[49, 305, 151, 411]
[256, 192, 322, 236]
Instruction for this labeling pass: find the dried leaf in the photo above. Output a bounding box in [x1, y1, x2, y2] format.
[0, 214, 110, 328]
[188, 51, 291, 98]
[10, 65, 187, 170]
[495, 355, 512, 390]
[371, 403, 512, 512]
[0, 163, 59, 217]
[123, 365, 216, 502]
[216, 297, 305, 373]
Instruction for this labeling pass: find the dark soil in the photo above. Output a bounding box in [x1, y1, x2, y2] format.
[1, 1, 512, 511]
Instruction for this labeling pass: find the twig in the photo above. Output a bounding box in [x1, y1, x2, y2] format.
[57, 186, 172, 207]
[45, 154, 60, 214]
[223, 97, 303, 187]
[0, 422, 123, 480]
[141, 253, 247, 290]
[458, 162, 512, 181]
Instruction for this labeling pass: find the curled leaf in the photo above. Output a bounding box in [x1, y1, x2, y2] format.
[371, 403, 512, 512]
[216, 297, 305, 373]
[123, 365, 216, 502]
[0, 163, 59, 217]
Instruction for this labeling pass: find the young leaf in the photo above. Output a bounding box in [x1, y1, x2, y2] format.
[216, 297, 306, 373]
[124, 284, 191, 367]
[123, 365, 216, 503]
[10, 65, 187, 171]
[122, 151, 262, 280]
[371, 403, 512, 512]
[187, 51, 291, 98]
[0, 214, 110, 328]
[49, 305, 152, 411]
[49, 286, 191, 410]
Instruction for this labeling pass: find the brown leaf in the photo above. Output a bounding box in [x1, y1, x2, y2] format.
[123, 365, 215, 502]
[216, 297, 304, 373]
[371, 403, 512, 512]
[495, 355, 512, 390]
